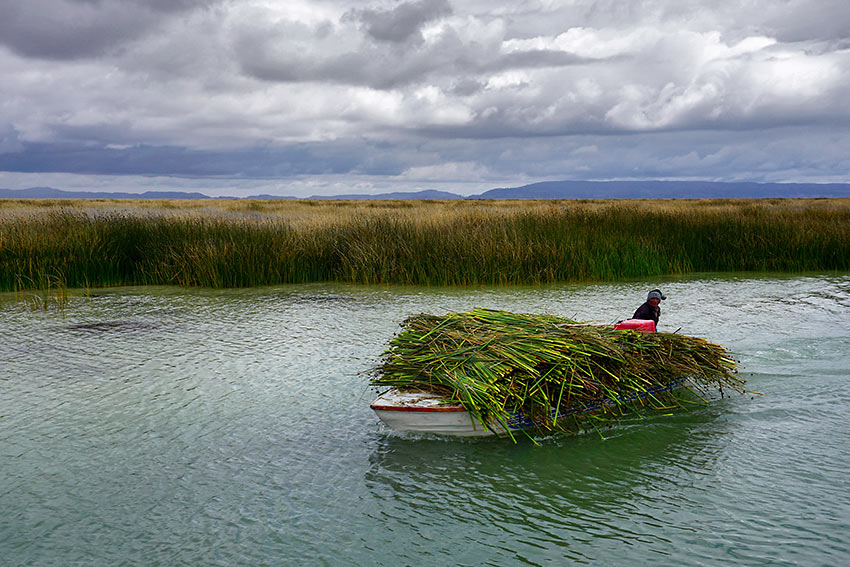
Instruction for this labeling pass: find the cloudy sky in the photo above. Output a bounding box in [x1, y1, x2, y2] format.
[1, 0, 848, 197]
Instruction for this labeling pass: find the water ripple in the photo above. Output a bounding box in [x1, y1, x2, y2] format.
[2, 276, 850, 566]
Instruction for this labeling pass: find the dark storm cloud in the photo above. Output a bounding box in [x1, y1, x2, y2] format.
[721, 0, 850, 43]
[3, 124, 846, 188]
[347, 0, 453, 43]
[236, 19, 590, 90]
[0, 139, 400, 177]
[0, 0, 220, 60]
[0, 122, 24, 153]
[491, 49, 592, 70]
[239, 46, 578, 90]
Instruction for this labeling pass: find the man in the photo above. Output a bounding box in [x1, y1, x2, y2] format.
[633, 289, 666, 329]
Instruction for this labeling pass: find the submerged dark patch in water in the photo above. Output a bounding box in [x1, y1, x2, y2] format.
[65, 320, 158, 333]
[285, 293, 353, 306]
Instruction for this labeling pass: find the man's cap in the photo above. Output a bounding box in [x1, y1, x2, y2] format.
[647, 289, 666, 301]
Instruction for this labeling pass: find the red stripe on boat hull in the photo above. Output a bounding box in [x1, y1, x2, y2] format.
[369, 404, 466, 413]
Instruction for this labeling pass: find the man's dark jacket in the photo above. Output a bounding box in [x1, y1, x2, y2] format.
[633, 302, 660, 324]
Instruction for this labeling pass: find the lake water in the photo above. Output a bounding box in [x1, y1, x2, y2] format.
[2, 274, 849, 566]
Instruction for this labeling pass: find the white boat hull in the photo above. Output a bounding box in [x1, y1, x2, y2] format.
[370, 390, 504, 436]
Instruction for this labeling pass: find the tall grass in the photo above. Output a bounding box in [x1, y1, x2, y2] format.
[1, 199, 849, 291]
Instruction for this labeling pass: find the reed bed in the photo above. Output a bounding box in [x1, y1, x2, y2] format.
[372, 308, 745, 438]
[1, 198, 849, 291]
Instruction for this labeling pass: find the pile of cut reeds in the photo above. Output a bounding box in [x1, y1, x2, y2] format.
[372, 308, 744, 437]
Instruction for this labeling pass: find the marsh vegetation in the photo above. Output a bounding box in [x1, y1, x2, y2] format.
[1, 198, 849, 291]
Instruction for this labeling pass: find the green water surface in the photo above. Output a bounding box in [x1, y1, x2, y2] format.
[1, 274, 849, 566]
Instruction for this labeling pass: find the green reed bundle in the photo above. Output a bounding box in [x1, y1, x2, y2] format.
[373, 308, 744, 437]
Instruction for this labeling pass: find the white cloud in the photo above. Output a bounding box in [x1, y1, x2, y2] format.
[401, 161, 492, 182]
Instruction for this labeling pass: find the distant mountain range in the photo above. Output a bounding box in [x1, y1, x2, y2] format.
[474, 180, 850, 199]
[0, 187, 213, 200]
[2, 181, 849, 200]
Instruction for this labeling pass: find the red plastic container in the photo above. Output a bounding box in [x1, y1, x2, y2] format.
[613, 319, 656, 332]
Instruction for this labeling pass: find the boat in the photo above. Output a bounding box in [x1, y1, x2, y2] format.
[371, 378, 697, 437]
[370, 389, 497, 437]
[370, 309, 742, 438]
